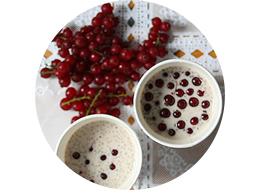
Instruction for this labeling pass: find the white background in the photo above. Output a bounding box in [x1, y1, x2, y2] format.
[0, 0, 259, 189]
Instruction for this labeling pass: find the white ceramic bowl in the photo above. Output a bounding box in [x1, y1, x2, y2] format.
[134, 59, 223, 148]
[55, 114, 142, 189]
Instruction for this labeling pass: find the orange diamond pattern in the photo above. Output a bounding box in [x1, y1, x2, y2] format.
[128, 33, 135, 42]
[191, 49, 204, 58]
[128, 1, 135, 10]
[128, 81, 135, 90]
[44, 49, 53, 58]
[208, 50, 217, 58]
[174, 50, 185, 58]
[128, 115, 135, 125]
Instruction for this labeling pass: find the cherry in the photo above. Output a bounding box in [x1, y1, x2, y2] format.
[110, 163, 116, 170]
[94, 75, 105, 85]
[186, 88, 194, 96]
[103, 17, 114, 29]
[40, 68, 53, 78]
[109, 108, 120, 117]
[90, 52, 102, 62]
[180, 79, 189, 87]
[173, 72, 180, 79]
[148, 47, 158, 58]
[149, 27, 159, 36]
[75, 61, 86, 72]
[130, 72, 140, 81]
[168, 129, 176, 136]
[159, 33, 169, 43]
[155, 79, 164, 88]
[137, 52, 150, 63]
[192, 77, 202, 86]
[72, 152, 80, 159]
[185, 71, 190, 76]
[109, 97, 119, 106]
[186, 128, 193, 134]
[57, 61, 70, 73]
[66, 87, 77, 99]
[123, 96, 133, 105]
[72, 101, 84, 111]
[63, 28, 73, 38]
[164, 95, 175, 106]
[116, 87, 126, 95]
[71, 116, 80, 123]
[114, 74, 126, 84]
[144, 92, 153, 101]
[62, 39, 72, 49]
[160, 108, 171, 118]
[58, 48, 70, 58]
[160, 21, 171, 32]
[197, 90, 205, 96]
[95, 34, 105, 44]
[177, 99, 187, 109]
[105, 83, 116, 92]
[112, 149, 118, 156]
[175, 89, 184, 97]
[100, 155, 107, 161]
[190, 117, 199, 125]
[90, 64, 102, 75]
[100, 173, 107, 180]
[202, 100, 210, 108]
[59, 76, 71, 87]
[201, 114, 209, 120]
[177, 120, 185, 129]
[120, 48, 133, 61]
[60, 98, 72, 110]
[110, 44, 121, 55]
[71, 72, 83, 82]
[79, 48, 90, 59]
[92, 16, 103, 27]
[167, 82, 175, 89]
[144, 104, 152, 112]
[82, 73, 94, 84]
[74, 38, 87, 48]
[158, 123, 167, 131]
[152, 17, 162, 27]
[189, 97, 199, 107]
[173, 110, 181, 118]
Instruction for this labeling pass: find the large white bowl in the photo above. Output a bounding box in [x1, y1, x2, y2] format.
[55, 114, 142, 189]
[134, 59, 223, 148]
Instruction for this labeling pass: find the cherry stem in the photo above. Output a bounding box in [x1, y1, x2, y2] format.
[59, 36, 67, 40]
[155, 34, 161, 47]
[107, 93, 133, 98]
[86, 89, 103, 116]
[40, 70, 55, 74]
[62, 95, 91, 106]
[93, 49, 104, 56]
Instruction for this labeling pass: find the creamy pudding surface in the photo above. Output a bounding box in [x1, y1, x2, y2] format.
[64, 120, 136, 189]
[141, 66, 214, 140]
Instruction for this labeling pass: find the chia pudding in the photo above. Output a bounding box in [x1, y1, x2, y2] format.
[140, 66, 214, 140]
[64, 120, 136, 189]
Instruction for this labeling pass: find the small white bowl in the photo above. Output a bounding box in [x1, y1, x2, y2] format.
[134, 59, 223, 148]
[55, 114, 142, 189]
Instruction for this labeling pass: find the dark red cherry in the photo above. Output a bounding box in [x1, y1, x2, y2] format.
[192, 77, 201, 86]
[180, 79, 189, 87]
[185, 71, 190, 76]
[173, 72, 180, 79]
[190, 117, 199, 125]
[173, 110, 181, 118]
[167, 82, 175, 89]
[160, 108, 171, 118]
[168, 129, 176, 136]
[72, 152, 80, 159]
[186, 88, 194, 95]
[158, 123, 167, 131]
[186, 128, 193, 134]
[202, 100, 210, 108]
[144, 104, 152, 112]
[164, 95, 175, 106]
[148, 84, 153, 89]
[177, 99, 187, 109]
[177, 120, 185, 129]
[101, 173, 107, 180]
[112, 149, 118, 156]
[155, 79, 164, 88]
[197, 90, 205, 96]
[110, 163, 116, 170]
[145, 92, 153, 101]
[176, 89, 184, 97]
[100, 155, 107, 161]
[201, 114, 209, 120]
[189, 97, 199, 107]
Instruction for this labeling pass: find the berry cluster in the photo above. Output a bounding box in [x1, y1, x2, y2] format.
[40, 3, 171, 123]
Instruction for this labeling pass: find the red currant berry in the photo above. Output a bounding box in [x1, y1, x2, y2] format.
[82, 73, 94, 84]
[201, 100, 210, 108]
[71, 116, 80, 123]
[63, 28, 73, 38]
[101, 3, 113, 15]
[72, 101, 84, 111]
[94, 75, 105, 85]
[158, 123, 167, 131]
[57, 61, 70, 73]
[137, 52, 150, 63]
[109, 56, 120, 67]
[109, 108, 120, 117]
[177, 120, 185, 129]
[177, 99, 187, 109]
[114, 74, 126, 84]
[79, 48, 90, 59]
[58, 48, 70, 58]
[74, 38, 87, 48]
[123, 96, 133, 105]
[110, 45, 121, 55]
[66, 87, 77, 99]
[90, 52, 102, 63]
[59, 76, 71, 87]
[152, 17, 162, 27]
[40, 68, 53, 78]
[159, 33, 169, 43]
[92, 16, 103, 27]
[189, 97, 199, 107]
[130, 72, 140, 81]
[160, 21, 171, 32]
[104, 73, 114, 83]
[90, 63, 102, 75]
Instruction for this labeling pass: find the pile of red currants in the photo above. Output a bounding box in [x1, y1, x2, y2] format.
[40, 3, 172, 123]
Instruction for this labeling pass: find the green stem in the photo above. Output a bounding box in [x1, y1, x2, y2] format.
[59, 36, 67, 40]
[62, 95, 91, 106]
[107, 93, 133, 98]
[86, 89, 103, 116]
[93, 49, 104, 56]
[155, 34, 161, 47]
[41, 70, 55, 74]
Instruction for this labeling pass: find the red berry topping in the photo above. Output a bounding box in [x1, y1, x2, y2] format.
[186, 128, 193, 134]
[158, 123, 167, 131]
[180, 79, 189, 87]
[167, 82, 175, 89]
[100, 173, 107, 180]
[100, 155, 107, 161]
[155, 79, 164, 88]
[168, 129, 176, 136]
[164, 95, 175, 106]
[190, 117, 199, 125]
[189, 97, 199, 107]
[152, 17, 162, 27]
[112, 149, 118, 156]
[202, 100, 210, 108]
[72, 152, 80, 159]
[177, 120, 185, 129]
[110, 163, 116, 170]
[145, 92, 153, 101]
[186, 88, 194, 96]
[201, 114, 209, 120]
[173, 72, 180, 79]
[160, 21, 171, 32]
[160, 108, 171, 118]
[175, 89, 184, 97]
[192, 77, 202, 86]
[197, 90, 205, 96]
[185, 71, 190, 76]
[173, 110, 181, 118]
[177, 99, 187, 109]
[101, 3, 113, 15]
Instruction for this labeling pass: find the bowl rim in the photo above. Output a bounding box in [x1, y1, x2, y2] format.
[55, 114, 143, 189]
[134, 58, 223, 148]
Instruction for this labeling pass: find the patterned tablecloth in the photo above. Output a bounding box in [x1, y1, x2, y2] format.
[35, 0, 225, 189]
